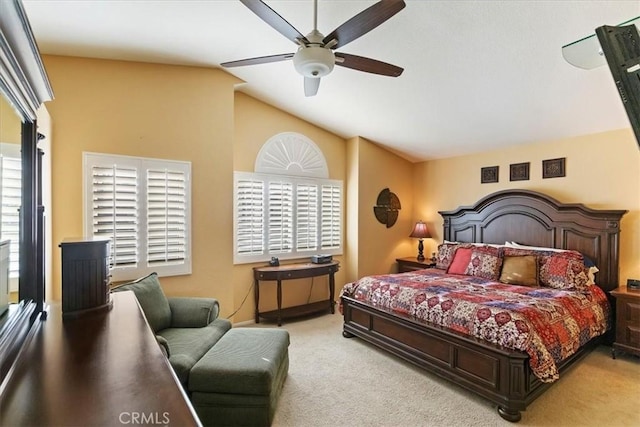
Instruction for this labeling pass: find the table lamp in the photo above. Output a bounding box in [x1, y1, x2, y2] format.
[409, 221, 431, 261]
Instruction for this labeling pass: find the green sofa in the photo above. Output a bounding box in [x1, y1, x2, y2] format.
[112, 272, 232, 386]
[113, 272, 290, 426]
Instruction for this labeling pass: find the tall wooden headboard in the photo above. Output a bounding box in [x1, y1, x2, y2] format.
[439, 190, 627, 292]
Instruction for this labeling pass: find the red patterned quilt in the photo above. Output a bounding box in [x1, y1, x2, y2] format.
[340, 269, 610, 382]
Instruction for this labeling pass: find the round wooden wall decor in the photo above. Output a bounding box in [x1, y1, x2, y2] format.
[373, 188, 401, 228]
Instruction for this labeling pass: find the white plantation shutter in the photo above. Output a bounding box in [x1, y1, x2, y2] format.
[0, 155, 21, 277]
[321, 184, 342, 250]
[296, 183, 318, 251]
[146, 168, 187, 266]
[91, 165, 139, 267]
[234, 171, 342, 264]
[84, 153, 191, 281]
[235, 178, 264, 256]
[267, 181, 293, 253]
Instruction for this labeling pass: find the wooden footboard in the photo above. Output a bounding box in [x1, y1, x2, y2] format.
[342, 295, 600, 422]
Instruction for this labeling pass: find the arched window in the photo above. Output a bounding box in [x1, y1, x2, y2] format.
[234, 133, 342, 264]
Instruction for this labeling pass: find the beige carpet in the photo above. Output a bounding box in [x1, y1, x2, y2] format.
[247, 313, 640, 427]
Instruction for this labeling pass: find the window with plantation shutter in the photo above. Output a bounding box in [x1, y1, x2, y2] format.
[268, 181, 293, 253]
[234, 171, 342, 264]
[146, 168, 188, 266]
[91, 164, 139, 267]
[234, 133, 341, 264]
[0, 148, 21, 280]
[84, 153, 191, 281]
[321, 184, 341, 250]
[236, 178, 264, 256]
[296, 183, 318, 251]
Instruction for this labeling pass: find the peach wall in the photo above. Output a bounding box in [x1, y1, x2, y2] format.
[232, 92, 347, 322]
[345, 136, 359, 283]
[0, 96, 21, 144]
[349, 137, 415, 281]
[43, 55, 241, 315]
[413, 128, 640, 285]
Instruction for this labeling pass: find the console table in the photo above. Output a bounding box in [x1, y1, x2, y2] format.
[253, 261, 340, 326]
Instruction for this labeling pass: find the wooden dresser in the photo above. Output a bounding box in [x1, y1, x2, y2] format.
[610, 286, 640, 358]
[0, 291, 201, 426]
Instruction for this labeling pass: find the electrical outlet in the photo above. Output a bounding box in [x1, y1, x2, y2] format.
[627, 279, 640, 290]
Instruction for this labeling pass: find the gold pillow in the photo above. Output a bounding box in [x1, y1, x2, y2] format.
[499, 255, 538, 287]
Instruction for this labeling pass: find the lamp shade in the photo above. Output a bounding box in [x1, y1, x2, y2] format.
[409, 221, 430, 239]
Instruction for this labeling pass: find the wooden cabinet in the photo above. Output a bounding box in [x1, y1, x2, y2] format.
[59, 238, 112, 318]
[396, 257, 436, 273]
[610, 286, 640, 358]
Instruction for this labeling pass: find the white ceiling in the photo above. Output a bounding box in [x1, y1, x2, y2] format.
[22, 0, 640, 162]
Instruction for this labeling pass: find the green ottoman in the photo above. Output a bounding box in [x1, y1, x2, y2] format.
[189, 328, 290, 427]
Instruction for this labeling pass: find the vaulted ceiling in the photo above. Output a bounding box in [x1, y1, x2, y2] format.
[22, 0, 640, 161]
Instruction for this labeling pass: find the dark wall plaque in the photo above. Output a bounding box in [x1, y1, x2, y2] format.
[481, 166, 499, 183]
[542, 157, 566, 178]
[510, 162, 530, 181]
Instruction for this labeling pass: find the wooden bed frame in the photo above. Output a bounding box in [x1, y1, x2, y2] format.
[341, 189, 626, 422]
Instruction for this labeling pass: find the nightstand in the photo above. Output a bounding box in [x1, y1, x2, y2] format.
[610, 286, 640, 359]
[396, 257, 436, 273]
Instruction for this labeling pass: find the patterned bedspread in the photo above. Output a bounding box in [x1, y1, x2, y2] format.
[340, 269, 610, 382]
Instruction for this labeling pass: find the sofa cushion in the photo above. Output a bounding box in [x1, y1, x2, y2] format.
[158, 318, 232, 385]
[112, 272, 172, 333]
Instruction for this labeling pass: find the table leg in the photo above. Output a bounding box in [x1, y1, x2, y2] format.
[254, 278, 260, 324]
[329, 271, 335, 314]
[277, 279, 282, 326]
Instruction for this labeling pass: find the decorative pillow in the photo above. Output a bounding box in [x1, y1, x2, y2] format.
[464, 246, 503, 280]
[499, 255, 538, 287]
[447, 245, 503, 280]
[436, 242, 467, 270]
[506, 243, 599, 281]
[446, 247, 473, 274]
[539, 251, 590, 291]
[112, 272, 172, 332]
[504, 247, 591, 291]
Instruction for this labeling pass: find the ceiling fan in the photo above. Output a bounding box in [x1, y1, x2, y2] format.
[221, 0, 406, 97]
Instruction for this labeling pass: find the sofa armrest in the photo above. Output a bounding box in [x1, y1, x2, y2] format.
[167, 297, 220, 328]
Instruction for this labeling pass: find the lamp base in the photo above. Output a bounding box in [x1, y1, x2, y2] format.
[417, 239, 425, 262]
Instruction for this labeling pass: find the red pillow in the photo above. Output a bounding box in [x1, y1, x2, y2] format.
[447, 247, 473, 274]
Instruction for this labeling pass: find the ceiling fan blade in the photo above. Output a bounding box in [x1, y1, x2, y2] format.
[304, 77, 321, 97]
[322, 0, 406, 49]
[221, 53, 294, 68]
[335, 53, 403, 77]
[240, 0, 308, 44]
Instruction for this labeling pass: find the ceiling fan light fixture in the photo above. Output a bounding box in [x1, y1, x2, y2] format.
[293, 46, 335, 78]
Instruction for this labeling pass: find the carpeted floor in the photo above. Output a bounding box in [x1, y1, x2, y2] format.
[246, 313, 640, 427]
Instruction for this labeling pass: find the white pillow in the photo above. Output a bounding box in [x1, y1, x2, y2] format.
[504, 241, 566, 253]
[445, 240, 505, 248]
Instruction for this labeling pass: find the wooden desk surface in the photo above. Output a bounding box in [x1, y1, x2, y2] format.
[253, 260, 340, 273]
[0, 291, 201, 426]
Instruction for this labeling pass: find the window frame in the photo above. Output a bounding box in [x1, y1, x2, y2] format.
[83, 152, 192, 282]
[233, 171, 343, 265]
